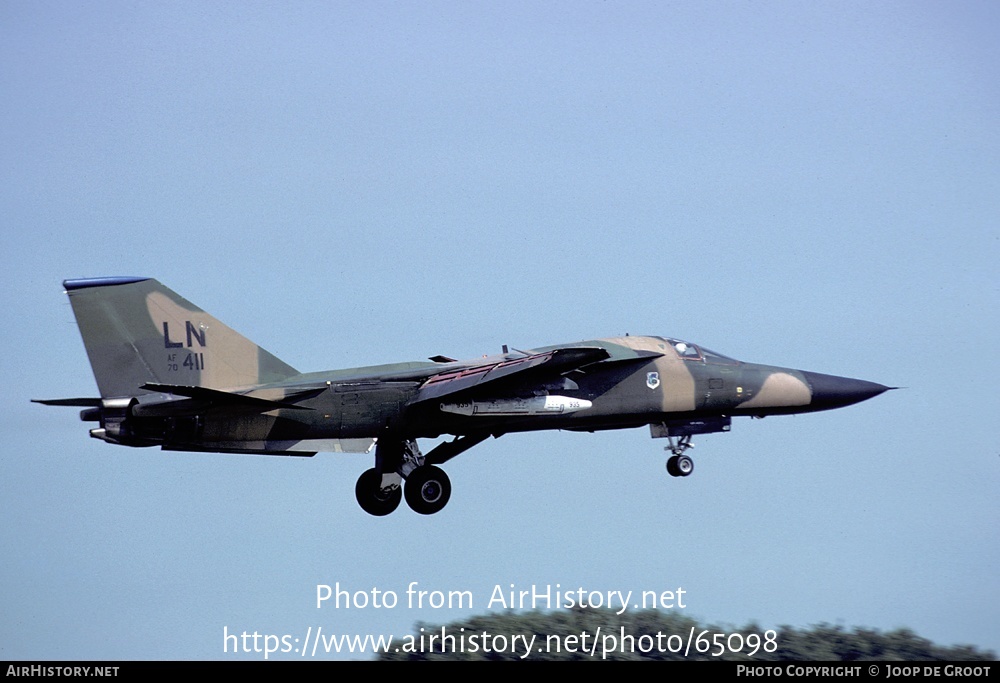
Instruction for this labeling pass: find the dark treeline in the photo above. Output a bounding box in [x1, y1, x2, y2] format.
[379, 609, 996, 661]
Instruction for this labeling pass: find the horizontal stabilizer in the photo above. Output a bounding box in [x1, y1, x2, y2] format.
[31, 397, 103, 407]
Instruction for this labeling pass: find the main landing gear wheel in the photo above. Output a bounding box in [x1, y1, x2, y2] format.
[404, 465, 451, 515]
[355, 468, 402, 516]
[666, 454, 694, 477]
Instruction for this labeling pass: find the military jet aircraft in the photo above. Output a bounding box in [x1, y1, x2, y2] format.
[35, 277, 891, 516]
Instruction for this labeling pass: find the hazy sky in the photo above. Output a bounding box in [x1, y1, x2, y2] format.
[2, 1, 997, 659]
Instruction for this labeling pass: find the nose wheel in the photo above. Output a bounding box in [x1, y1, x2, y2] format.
[664, 435, 695, 477]
[666, 454, 694, 477]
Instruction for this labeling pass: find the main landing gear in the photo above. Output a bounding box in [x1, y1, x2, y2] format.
[354, 434, 487, 516]
[664, 434, 695, 478]
[355, 464, 451, 516]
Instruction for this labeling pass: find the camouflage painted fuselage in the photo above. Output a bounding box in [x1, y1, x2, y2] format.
[35, 277, 888, 455]
[163, 333, 883, 451]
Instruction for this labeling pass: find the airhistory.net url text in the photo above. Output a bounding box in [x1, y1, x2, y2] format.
[223, 625, 778, 659]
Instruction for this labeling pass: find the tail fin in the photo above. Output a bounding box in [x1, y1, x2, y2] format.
[63, 277, 299, 398]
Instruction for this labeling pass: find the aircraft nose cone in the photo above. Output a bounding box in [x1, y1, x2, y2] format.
[800, 371, 892, 410]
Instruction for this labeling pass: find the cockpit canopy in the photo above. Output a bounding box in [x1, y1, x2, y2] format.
[653, 337, 739, 365]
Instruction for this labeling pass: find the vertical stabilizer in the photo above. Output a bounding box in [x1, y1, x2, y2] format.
[63, 277, 299, 397]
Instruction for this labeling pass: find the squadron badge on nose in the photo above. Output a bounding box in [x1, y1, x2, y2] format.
[646, 371, 660, 390]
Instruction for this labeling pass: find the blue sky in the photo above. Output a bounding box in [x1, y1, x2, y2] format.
[2, 1, 997, 659]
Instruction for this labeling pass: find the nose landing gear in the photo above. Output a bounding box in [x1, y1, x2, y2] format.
[664, 434, 695, 478]
[650, 416, 730, 479]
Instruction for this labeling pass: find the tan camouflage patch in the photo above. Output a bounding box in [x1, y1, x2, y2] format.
[737, 372, 811, 409]
[145, 290, 260, 390]
[656, 356, 698, 412]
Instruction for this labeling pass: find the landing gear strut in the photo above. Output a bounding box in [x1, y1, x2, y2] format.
[664, 434, 695, 477]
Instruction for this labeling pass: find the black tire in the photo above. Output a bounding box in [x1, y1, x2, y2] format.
[404, 465, 452, 515]
[355, 468, 402, 516]
[666, 455, 680, 477]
